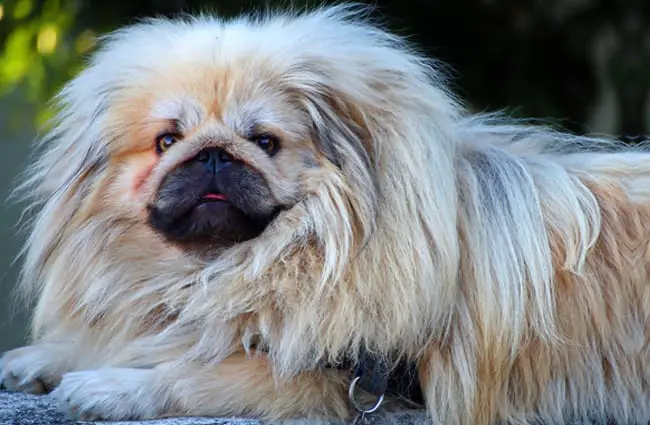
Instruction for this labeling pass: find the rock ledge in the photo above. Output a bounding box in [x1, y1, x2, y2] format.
[0, 391, 430, 425]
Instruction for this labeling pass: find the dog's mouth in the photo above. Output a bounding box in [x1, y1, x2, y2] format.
[199, 192, 228, 203]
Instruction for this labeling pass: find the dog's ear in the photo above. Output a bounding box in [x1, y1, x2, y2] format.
[302, 86, 375, 173]
[291, 70, 384, 248]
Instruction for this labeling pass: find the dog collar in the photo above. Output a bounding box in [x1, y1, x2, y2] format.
[331, 347, 424, 416]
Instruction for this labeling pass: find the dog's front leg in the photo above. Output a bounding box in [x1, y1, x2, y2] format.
[0, 342, 79, 394]
[52, 351, 352, 422]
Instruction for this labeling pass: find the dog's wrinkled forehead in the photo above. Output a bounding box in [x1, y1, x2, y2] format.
[149, 96, 204, 132]
[146, 89, 308, 140]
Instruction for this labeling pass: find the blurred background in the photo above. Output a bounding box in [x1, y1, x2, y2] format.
[1, 0, 649, 352]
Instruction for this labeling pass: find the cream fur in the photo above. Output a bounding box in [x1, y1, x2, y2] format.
[3, 4, 650, 425]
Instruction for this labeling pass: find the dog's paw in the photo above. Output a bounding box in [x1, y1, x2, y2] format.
[0, 345, 60, 394]
[52, 368, 161, 421]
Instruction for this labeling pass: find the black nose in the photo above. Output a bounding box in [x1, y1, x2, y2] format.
[194, 148, 233, 171]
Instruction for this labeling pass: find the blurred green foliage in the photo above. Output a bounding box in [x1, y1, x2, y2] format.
[0, 0, 86, 128]
[0, 0, 648, 136]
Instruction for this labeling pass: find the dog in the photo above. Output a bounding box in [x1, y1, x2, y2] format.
[2, 4, 650, 425]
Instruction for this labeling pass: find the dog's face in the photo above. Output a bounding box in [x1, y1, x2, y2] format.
[115, 77, 312, 251]
[96, 37, 337, 253]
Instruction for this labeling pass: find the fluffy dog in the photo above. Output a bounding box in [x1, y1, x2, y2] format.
[2, 4, 650, 425]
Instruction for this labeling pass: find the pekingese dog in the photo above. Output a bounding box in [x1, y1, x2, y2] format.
[2, 4, 650, 425]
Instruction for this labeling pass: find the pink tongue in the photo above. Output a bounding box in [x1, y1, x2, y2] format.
[203, 193, 227, 201]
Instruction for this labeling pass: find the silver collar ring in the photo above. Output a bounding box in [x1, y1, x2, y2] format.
[348, 376, 385, 414]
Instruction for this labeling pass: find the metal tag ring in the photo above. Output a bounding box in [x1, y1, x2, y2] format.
[348, 376, 385, 414]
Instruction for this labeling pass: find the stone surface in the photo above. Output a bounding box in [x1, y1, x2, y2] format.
[0, 391, 431, 425]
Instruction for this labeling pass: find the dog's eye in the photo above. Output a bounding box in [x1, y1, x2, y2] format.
[156, 133, 180, 154]
[251, 134, 280, 156]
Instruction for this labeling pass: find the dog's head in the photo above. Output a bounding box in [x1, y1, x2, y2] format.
[20, 5, 459, 256]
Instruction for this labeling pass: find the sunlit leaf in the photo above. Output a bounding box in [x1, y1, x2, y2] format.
[1, 25, 36, 86]
[12, 0, 33, 19]
[36, 24, 58, 55]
